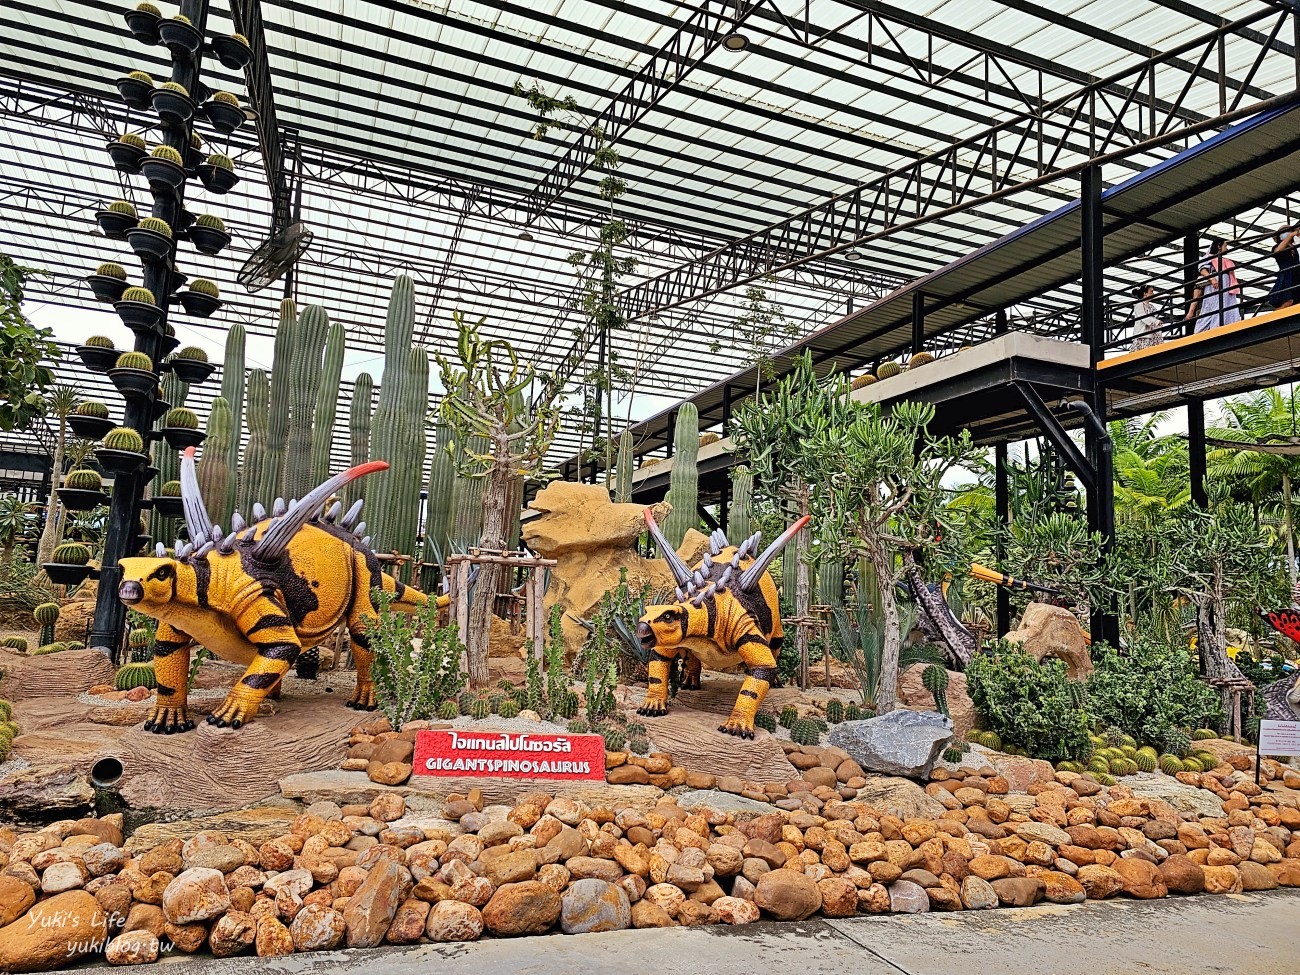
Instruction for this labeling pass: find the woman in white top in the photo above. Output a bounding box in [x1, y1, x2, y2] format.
[1129, 284, 1163, 351]
[1193, 237, 1241, 332]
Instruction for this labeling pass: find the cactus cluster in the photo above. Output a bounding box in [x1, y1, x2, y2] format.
[102, 427, 145, 453]
[661, 402, 699, 547]
[790, 718, 821, 746]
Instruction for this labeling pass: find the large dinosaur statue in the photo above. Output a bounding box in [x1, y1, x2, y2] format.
[635, 509, 808, 738]
[1256, 603, 1300, 719]
[117, 449, 426, 733]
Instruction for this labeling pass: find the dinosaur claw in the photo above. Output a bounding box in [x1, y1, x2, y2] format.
[143, 719, 154, 732]
[231, 719, 242, 729]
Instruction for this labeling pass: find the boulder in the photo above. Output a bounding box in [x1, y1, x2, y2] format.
[1002, 602, 1093, 680]
[289, 905, 347, 951]
[209, 911, 257, 958]
[828, 711, 953, 779]
[0, 764, 94, 821]
[482, 881, 562, 937]
[887, 879, 930, 914]
[754, 870, 821, 921]
[104, 931, 159, 966]
[1076, 865, 1125, 899]
[898, 664, 977, 741]
[343, 859, 411, 948]
[425, 901, 484, 942]
[959, 876, 998, 909]
[990, 878, 1045, 907]
[559, 879, 631, 934]
[851, 775, 947, 819]
[161, 868, 231, 924]
[1158, 855, 1206, 895]
[0, 890, 108, 972]
[0, 878, 35, 928]
[1112, 858, 1167, 899]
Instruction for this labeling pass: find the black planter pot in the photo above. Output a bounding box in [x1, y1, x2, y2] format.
[151, 87, 195, 126]
[151, 495, 184, 519]
[149, 399, 170, 423]
[168, 359, 216, 385]
[125, 227, 173, 263]
[68, 413, 115, 440]
[123, 7, 161, 44]
[196, 164, 238, 194]
[108, 367, 157, 400]
[94, 447, 148, 474]
[161, 427, 206, 451]
[143, 465, 159, 485]
[74, 345, 119, 374]
[43, 563, 94, 586]
[96, 209, 138, 240]
[158, 19, 203, 57]
[211, 34, 253, 70]
[107, 140, 147, 175]
[56, 487, 109, 512]
[134, 533, 154, 554]
[85, 274, 128, 303]
[115, 76, 153, 110]
[167, 267, 188, 295]
[188, 224, 230, 256]
[140, 157, 187, 193]
[177, 291, 222, 318]
[203, 100, 245, 135]
[158, 334, 181, 358]
[174, 209, 195, 235]
[114, 298, 163, 331]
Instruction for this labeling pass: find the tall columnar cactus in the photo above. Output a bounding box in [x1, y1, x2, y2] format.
[220, 323, 246, 516]
[729, 467, 753, 541]
[310, 321, 346, 483]
[152, 370, 189, 545]
[239, 369, 269, 512]
[392, 347, 429, 579]
[423, 421, 456, 571]
[817, 554, 844, 614]
[346, 372, 374, 508]
[198, 397, 232, 521]
[284, 304, 330, 501]
[260, 298, 296, 504]
[614, 427, 633, 503]
[662, 402, 699, 547]
[450, 434, 487, 551]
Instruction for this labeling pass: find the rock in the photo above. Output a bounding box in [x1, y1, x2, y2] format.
[851, 775, 946, 819]
[1112, 858, 1167, 899]
[1202, 865, 1243, 894]
[990, 878, 1045, 907]
[289, 904, 347, 951]
[1002, 602, 1093, 679]
[1158, 855, 1206, 895]
[676, 790, 778, 816]
[0, 764, 94, 821]
[630, 900, 676, 929]
[162, 868, 231, 924]
[368, 762, 413, 786]
[184, 844, 245, 874]
[343, 859, 411, 948]
[817, 877, 858, 918]
[1036, 870, 1086, 904]
[39, 861, 86, 894]
[714, 896, 760, 924]
[385, 899, 430, 944]
[426, 901, 484, 942]
[898, 665, 977, 741]
[482, 881, 562, 937]
[1124, 773, 1225, 819]
[566, 856, 623, 883]
[828, 711, 953, 779]
[1076, 865, 1125, 899]
[560, 879, 631, 934]
[1238, 861, 1279, 892]
[1013, 822, 1071, 847]
[163, 921, 207, 953]
[209, 910, 257, 958]
[0, 878, 35, 927]
[255, 916, 295, 957]
[0, 890, 108, 972]
[754, 870, 822, 921]
[607, 766, 650, 785]
[81, 844, 126, 878]
[887, 879, 930, 913]
[104, 931, 159, 966]
[644, 705, 798, 782]
[960, 876, 998, 909]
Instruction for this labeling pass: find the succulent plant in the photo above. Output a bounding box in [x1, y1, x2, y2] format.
[790, 718, 821, 746]
[1093, 772, 1116, 787]
[94, 262, 129, 281]
[164, 407, 199, 430]
[470, 698, 490, 721]
[75, 401, 111, 422]
[114, 661, 157, 691]
[1193, 728, 1218, 740]
[433, 699, 457, 721]
[778, 705, 798, 729]
[195, 213, 226, 231]
[34, 602, 59, 646]
[1159, 754, 1184, 775]
[232, 32, 250, 45]
[1, 637, 28, 651]
[137, 2, 161, 14]
[556, 692, 580, 720]
[922, 664, 950, 715]
[487, 693, 504, 714]
[845, 702, 863, 721]
[980, 730, 1002, 751]
[119, 288, 156, 308]
[161, 81, 190, 97]
[602, 729, 628, 752]
[753, 710, 777, 733]
[498, 700, 520, 719]
[188, 278, 219, 298]
[159, 480, 181, 497]
[115, 351, 153, 371]
[1102, 726, 1126, 748]
[207, 153, 235, 172]
[212, 90, 240, 107]
[32, 643, 69, 656]
[824, 699, 845, 724]
[1120, 744, 1138, 759]
[150, 145, 183, 165]
[1087, 758, 1110, 775]
[51, 542, 90, 565]
[455, 690, 474, 715]
[1119, 732, 1137, 749]
[567, 718, 589, 735]
[171, 13, 191, 24]
[174, 346, 208, 362]
[876, 361, 902, 379]
[1133, 751, 1157, 773]
[908, 352, 935, 368]
[628, 735, 650, 755]
[136, 217, 172, 237]
[127, 71, 154, 84]
[942, 746, 964, 764]
[850, 374, 878, 390]
[103, 427, 146, 453]
[108, 199, 137, 216]
[1162, 728, 1191, 758]
[189, 133, 205, 151]
[128, 628, 150, 648]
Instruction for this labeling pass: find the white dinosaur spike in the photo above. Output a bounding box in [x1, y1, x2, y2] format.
[710, 529, 728, 553]
[241, 527, 257, 543]
[691, 593, 706, 607]
[252, 502, 267, 521]
[718, 566, 733, 588]
[175, 542, 192, 560]
[360, 535, 372, 548]
[218, 532, 237, 554]
[675, 587, 686, 602]
[701, 553, 713, 572]
[353, 521, 366, 538]
[692, 570, 706, 588]
[194, 542, 215, 558]
[231, 512, 246, 532]
[731, 552, 742, 568]
[289, 498, 299, 511]
[325, 501, 342, 522]
[210, 525, 222, 541]
[341, 499, 364, 528]
[155, 543, 166, 558]
[708, 537, 722, 557]
[272, 498, 287, 517]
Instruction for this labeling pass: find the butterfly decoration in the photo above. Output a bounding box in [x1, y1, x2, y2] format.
[1260, 607, 1300, 645]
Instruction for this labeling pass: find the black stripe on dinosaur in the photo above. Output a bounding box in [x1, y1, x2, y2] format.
[242, 672, 282, 689]
[295, 647, 320, 680]
[352, 630, 370, 649]
[238, 552, 320, 626]
[156, 682, 175, 696]
[704, 597, 717, 636]
[394, 580, 406, 601]
[733, 633, 768, 651]
[248, 614, 293, 634]
[153, 640, 186, 658]
[254, 641, 300, 663]
[191, 558, 211, 609]
[749, 666, 777, 684]
[740, 689, 759, 699]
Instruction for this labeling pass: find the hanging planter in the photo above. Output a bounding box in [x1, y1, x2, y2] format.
[108, 352, 158, 400]
[188, 214, 230, 255]
[74, 340, 119, 375]
[57, 471, 109, 512]
[166, 265, 188, 295]
[95, 426, 149, 474]
[85, 263, 129, 302]
[151, 491, 184, 519]
[115, 71, 154, 110]
[140, 145, 187, 193]
[123, 2, 162, 44]
[69, 400, 115, 438]
[167, 346, 216, 385]
[158, 327, 181, 358]
[211, 32, 252, 70]
[197, 153, 238, 194]
[203, 91, 245, 134]
[160, 407, 206, 450]
[106, 133, 147, 174]
[96, 200, 138, 240]
[126, 217, 173, 262]
[151, 81, 195, 126]
[43, 561, 95, 587]
[149, 398, 170, 423]
[158, 15, 203, 58]
[178, 279, 221, 318]
[113, 286, 163, 332]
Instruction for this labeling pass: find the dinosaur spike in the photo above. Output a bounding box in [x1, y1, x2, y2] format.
[690, 592, 706, 607]
[210, 525, 222, 541]
[353, 521, 366, 538]
[179, 447, 215, 544]
[692, 569, 706, 588]
[218, 532, 237, 554]
[325, 501, 342, 522]
[360, 535, 372, 548]
[289, 498, 299, 511]
[231, 511, 246, 532]
[175, 542, 193, 560]
[155, 543, 167, 558]
[738, 516, 811, 592]
[272, 498, 287, 517]
[718, 566, 733, 588]
[251, 461, 390, 563]
[675, 587, 686, 602]
[701, 554, 713, 572]
[252, 502, 267, 521]
[340, 499, 364, 529]
[643, 508, 692, 587]
[708, 537, 721, 557]
[710, 528, 728, 552]
[194, 541, 215, 558]
[241, 527, 257, 543]
[731, 553, 741, 568]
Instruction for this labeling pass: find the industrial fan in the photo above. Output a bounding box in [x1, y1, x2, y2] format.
[237, 221, 313, 293]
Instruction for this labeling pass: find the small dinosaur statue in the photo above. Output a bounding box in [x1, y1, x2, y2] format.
[118, 449, 426, 733]
[635, 509, 808, 738]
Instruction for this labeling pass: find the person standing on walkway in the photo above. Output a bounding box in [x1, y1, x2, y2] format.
[1194, 237, 1241, 332]
[1129, 284, 1164, 350]
[1268, 226, 1300, 310]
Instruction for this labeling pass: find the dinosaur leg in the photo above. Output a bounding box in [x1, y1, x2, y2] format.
[144, 623, 195, 734]
[346, 586, 380, 710]
[719, 641, 778, 739]
[637, 650, 677, 717]
[295, 646, 320, 680]
[682, 653, 703, 690]
[208, 593, 302, 729]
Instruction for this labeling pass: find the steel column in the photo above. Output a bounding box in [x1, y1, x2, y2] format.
[994, 441, 1011, 637]
[1188, 399, 1208, 507]
[911, 290, 925, 356]
[1183, 232, 1201, 336]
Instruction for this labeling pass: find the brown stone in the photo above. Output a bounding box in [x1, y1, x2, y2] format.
[385, 898, 430, 944]
[162, 867, 231, 924]
[0, 890, 108, 972]
[0, 877, 35, 928]
[1112, 858, 1167, 899]
[1002, 601, 1093, 679]
[1238, 861, 1280, 892]
[482, 881, 562, 937]
[1158, 855, 1205, 895]
[754, 870, 821, 921]
[210, 910, 257, 958]
[607, 765, 651, 786]
[255, 916, 295, 957]
[343, 859, 412, 948]
[989, 878, 1044, 907]
[1202, 865, 1243, 894]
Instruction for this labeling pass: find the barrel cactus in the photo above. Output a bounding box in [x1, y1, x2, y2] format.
[602, 729, 628, 752]
[64, 469, 102, 491]
[850, 374, 878, 390]
[207, 152, 235, 171]
[103, 427, 145, 453]
[51, 542, 90, 565]
[1133, 751, 1157, 773]
[159, 480, 181, 497]
[825, 699, 845, 724]
[195, 213, 226, 231]
[174, 346, 208, 362]
[846, 702, 863, 721]
[876, 361, 902, 379]
[499, 700, 520, 719]
[1159, 754, 1184, 775]
[457, 691, 475, 715]
[1180, 757, 1204, 773]
[567, 718, 589, 735]
[150, 145, 183, 165]
[754, 710, 777, 733]
[790, 719, 821, 746]
[1193, 728, 1218, 740]
[488, 693, 504, 715]
[114, 662, 157, 691]
[558, 692, 581, 720]
[108, 199, 137, 216]
[470, 698, 490, 721]
[136, 217, 171, 237]
[34, 603, 60, 646]
[95, 262, 128, 280]
[437, 699, 459, 721]
[189, 278, 219, 298]
[629, 735, 650, 755]
[1, 637, 28, 651]
[908, 352, 935, 368]
[779, 705, 798, 729]
[119, 288, 155, 308]
[943, 746, 965, 764]
[116, 351, 153, 372]
[164, 407, 198, 429]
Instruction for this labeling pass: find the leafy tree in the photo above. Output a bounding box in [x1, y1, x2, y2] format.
[724, 278, 798, 398]
[0, 496, 38, 560]
[0, 254, 57, 431]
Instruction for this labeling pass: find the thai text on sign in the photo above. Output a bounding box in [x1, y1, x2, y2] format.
[413, 729, 606, 781]
[1257, 719, 1300, 757]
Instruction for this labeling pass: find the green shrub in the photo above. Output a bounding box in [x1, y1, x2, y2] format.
[365, 589, 466, 730]
[965, 641, 1092, 763]
[1085, 640, 1221, 748]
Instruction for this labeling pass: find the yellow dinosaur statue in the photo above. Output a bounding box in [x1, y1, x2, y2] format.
[118, 449, 426, 733]
[635, 509, 809, 738]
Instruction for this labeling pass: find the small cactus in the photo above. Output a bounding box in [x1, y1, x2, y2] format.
[1093, 772, 1116, 787]
[128, 628, 150, 648]
[754, 711, 777, 733]
[825, 700, 845, 724]
[126, 71, 153, 84]
[908, 352, 935, 368]
[115, 350, 153, 370]
[1, 637, 28, 651]
[921, 664, 950, 715]
[876, 361, 902, 379]
[470, 699, 490, 720]
[150, 145, 183, 165]
[1180, 757, 1204, 773]
[83, 337, 115, 351]
[160, 81, 189, 95]
[567, 718, 589, 735]
[118, 133, 147, 150]
[556, 692, 580, 720]
[211, 90, 240, 107]
[174, 345, 208, 362]
[34, 603, 59, 646]
[102, 427, 146, 453]
[437, 699, 459, 721]
[51, 542, 90, 565]
[159, 480, 181, 497]
[114, 662, 157, 691]
[207, 153, 235, 172]
[136, 217, 172, 237]
[778, 705, 798, 729]
[171, 13, 191, 24]
[942, 746, 964, 764]
[108, 199, 137, 216]
[119, 287, 156, 307]
[603, 729, 628, 752]
[1103, 726, 1126, 748]
[95, 262, 128, 280]
[136, 2, 161, 13]
[1133, 751, 1157, 773]
[164, 407, 198, 429]
[195, 213, 226, 230]
[231, 32, 250, 45]
[846, 702, 863, 721]
[499, 700, 520, 719]
[64, 469, 102, 490]
[488, 693, 504, 714]
[1159, 754, 1184, 775]
[979, 730, 1002, 751]
[457, 690, 475, 715]
[1193, 728, 1218, 740]
[188, 278, 219, 298]
[497, 678, 515, 692]
[629, 735, 650, 755]
[790, 718, 821, 746]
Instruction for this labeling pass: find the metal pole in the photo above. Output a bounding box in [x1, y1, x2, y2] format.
[994, 442, 1010, 637]
[995, 308, 1008, 335]
[1188, 399, 1208, 507]
[911, 290, 925, 356]
[1081, 165, 1104, 363]
[1184, 233, 1200, 336]
[91, 0, 212, 658]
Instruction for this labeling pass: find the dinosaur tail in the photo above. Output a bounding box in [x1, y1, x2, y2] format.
[379, 572, 428, 612]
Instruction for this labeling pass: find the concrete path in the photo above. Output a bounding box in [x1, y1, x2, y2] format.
[107, 890, 1300, 975]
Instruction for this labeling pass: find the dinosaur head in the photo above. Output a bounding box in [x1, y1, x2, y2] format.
[636, 602, 699, 653]
[118, 556, 186, 611]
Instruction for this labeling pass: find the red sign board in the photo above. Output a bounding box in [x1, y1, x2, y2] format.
[413, 729, 606, 781]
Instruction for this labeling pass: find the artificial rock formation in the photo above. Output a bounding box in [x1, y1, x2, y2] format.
[828, 711, 954, 779]
[1002, 602, 1093, 680]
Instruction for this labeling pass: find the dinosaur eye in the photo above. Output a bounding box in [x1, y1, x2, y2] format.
[152, 565, 172, 581]
[658, 610, 677, 623]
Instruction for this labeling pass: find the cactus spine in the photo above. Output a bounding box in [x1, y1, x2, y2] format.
[152, 370, 189, 545]
[220, 323, 245, 517]
[310, 321, 346, 483]
[728, 467, 753, 541]
[198, 397, 232, 519]
[614, 427, 633, 503]
[259, 299, 296, 504]
[284, 304, 330, 502]
[346, 372, 374, 508]
[662, 402, 698, 547]
[238, 369, 269, 513]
